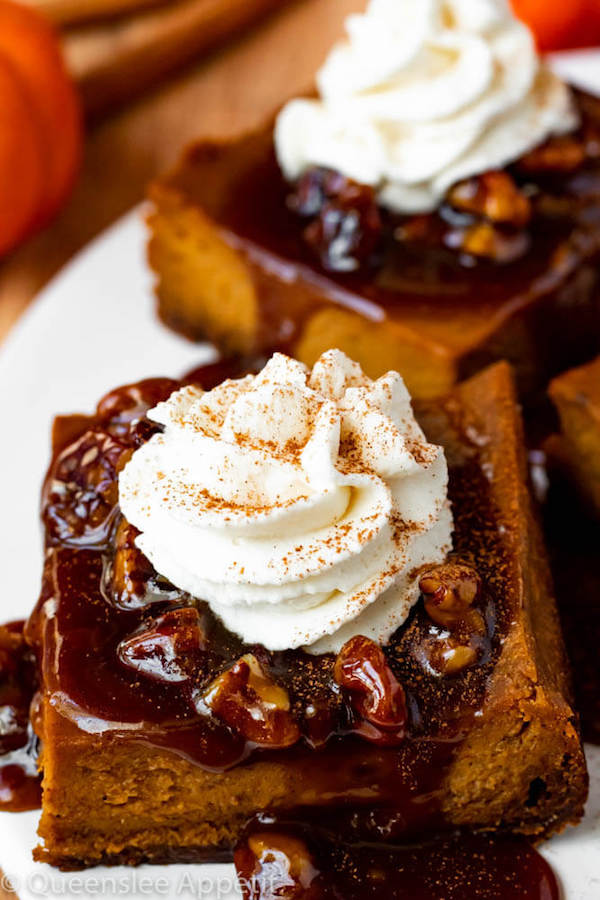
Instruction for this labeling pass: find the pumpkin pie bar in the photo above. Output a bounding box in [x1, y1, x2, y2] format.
[548, 355, 600, 515]
[148, 64, 600, 401]
[543, 355, 600, 744]
[27, 358, 587, 869]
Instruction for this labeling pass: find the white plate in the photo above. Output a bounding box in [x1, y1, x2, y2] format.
[0, 210, 239, 900]
[0, 205, 598, 900]
[2, 48, 600, 893]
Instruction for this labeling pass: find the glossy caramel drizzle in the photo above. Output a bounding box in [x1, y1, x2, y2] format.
[0, 359, 565, 899]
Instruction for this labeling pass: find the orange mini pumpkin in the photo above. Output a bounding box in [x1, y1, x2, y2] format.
[0, 1, 82, 256]
[512, 0, 600, 53]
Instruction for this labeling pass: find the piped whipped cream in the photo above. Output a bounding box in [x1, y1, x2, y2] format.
[119, 351, 452, 653]
[275, 0, 578, 214]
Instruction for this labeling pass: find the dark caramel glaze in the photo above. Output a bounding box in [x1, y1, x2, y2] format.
[222, 150, 570, 291]
[0, 621, 41, 811]
[167, 91, 600, 387]
[22, 360, 509, 795]
[0, 360, 570, 894]
[240, 91, 600, 277]
[234, 818, 560, 900]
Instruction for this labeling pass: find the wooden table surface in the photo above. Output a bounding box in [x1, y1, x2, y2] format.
[0, 0, 362, 894]
[0, 0, 363, 346]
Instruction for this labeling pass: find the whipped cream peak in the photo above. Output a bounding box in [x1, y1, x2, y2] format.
[119, 351, 452, 653]
[275, 0, 578, 214]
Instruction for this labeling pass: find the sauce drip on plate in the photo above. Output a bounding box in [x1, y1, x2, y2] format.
[0, 620, 41, 811]
[235, 818, 560, 899]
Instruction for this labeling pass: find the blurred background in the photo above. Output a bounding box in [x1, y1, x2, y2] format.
[1, 0, 600, 344]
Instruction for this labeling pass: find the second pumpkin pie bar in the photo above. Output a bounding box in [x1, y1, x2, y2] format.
[148, 89, 600, 401]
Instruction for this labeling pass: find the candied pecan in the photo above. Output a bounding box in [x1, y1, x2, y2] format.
[301, 698, 339, 750]
[117, 607, 205, 684]
[419, 634, 480, 677]
[42, 429, 130, 547]
[288, 166, 341, 218]
[334, 636, 407, 745]
[235, 831, 321, 900]
[447, 171, 531, 228]
[106, 518, 178, 610]
[97, 378, 178, 444]
[516, 135, 586, 175]
[0, 624, 37, 755]
[202, 654, 300, 748]
[419, 562, 482, 629]
[418, 563, 486, 676]
[446, 221, 529, 263]
[109, 519, 153, 609]
[289, 166, 382, 272]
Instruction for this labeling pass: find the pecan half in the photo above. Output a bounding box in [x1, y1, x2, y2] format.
[117, 606, 205, 684]
[290, 166, 382, 272]
[446, 221, 530, 263]
[109, 519, 154, 609]
[516, 135, 585, 175]
[419, 563, 486, 675]
[42, 429, 130, 547]
[0, 624, 36, 756]
[419, 563, 482, 629]
[202, 654, 300, 748]
[448, 171, 532, 228]
[235, 831, 320, 900]
[97, 378, 178, 445]
[334, 636, 407, 745]
[301, 698, 339, 750]
[420, 636, 480, 677]
[107, 518, 178, 610]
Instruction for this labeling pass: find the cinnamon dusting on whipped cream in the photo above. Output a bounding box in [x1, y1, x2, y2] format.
[119, 351, 453, 652]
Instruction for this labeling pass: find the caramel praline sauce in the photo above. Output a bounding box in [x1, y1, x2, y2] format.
[0, 620, 41, 811]
[235, 818, 559, 900]
[1, 359, 562, 897]
[170, 91, 600, 379]
[25, 360, 505, 793]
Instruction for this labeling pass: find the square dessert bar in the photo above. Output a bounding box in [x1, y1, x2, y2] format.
[548, 355, 600, 515]
[545, 356, 600, 744]
[147, 93, 600, 401]
[29, 362, 587, 870]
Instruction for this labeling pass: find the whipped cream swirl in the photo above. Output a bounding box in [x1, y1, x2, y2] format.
[119, 351, 452, 653]
[275, 0, 578, 214]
